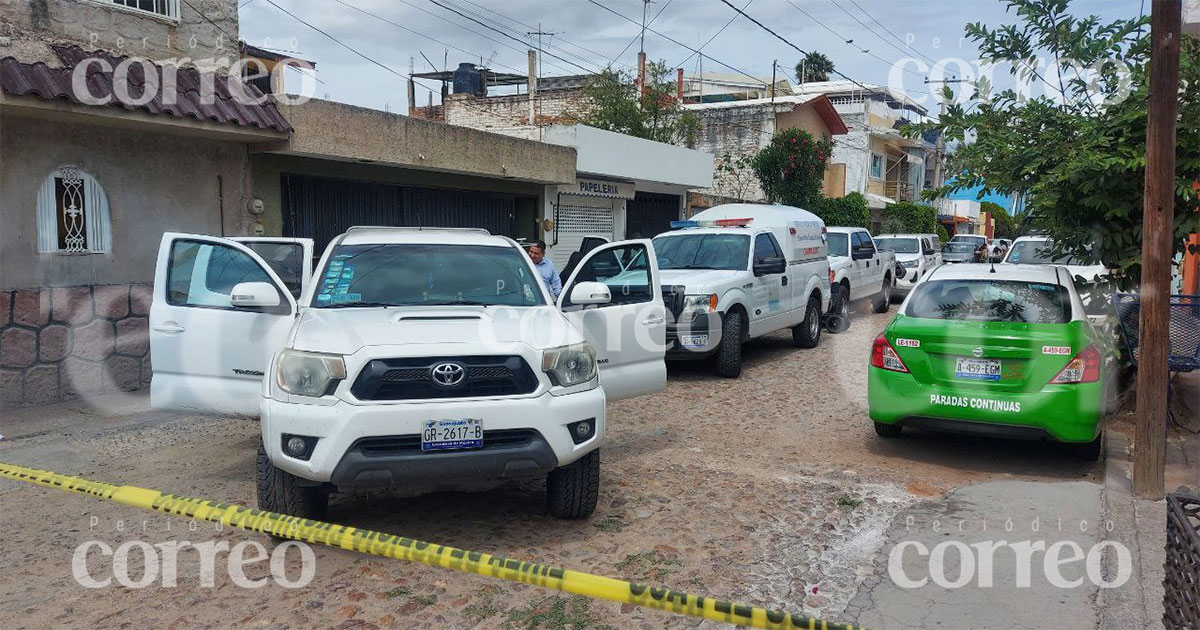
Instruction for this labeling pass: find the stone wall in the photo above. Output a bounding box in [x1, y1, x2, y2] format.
[442, 90, 589, 131]
[0, 283, 151, 409]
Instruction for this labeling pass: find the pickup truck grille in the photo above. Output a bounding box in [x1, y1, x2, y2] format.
[353, 429, 539, 455]
[351, 355, 538, 401]
[661, 284, 685, 320]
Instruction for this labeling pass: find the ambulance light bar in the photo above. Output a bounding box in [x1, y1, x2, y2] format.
[669, 218, 755, 229]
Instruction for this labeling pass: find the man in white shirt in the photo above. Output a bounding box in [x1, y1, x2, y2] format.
[528, 240, 562, 299]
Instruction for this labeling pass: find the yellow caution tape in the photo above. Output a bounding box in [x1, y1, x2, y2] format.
[0, 461, 869, 629]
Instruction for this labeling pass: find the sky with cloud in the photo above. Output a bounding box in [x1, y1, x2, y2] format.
[237, 0, 1144, 112]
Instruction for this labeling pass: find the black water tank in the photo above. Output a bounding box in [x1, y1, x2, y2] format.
[452, 62, 484, 96]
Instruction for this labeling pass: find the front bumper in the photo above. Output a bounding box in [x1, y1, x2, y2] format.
[261, 386, 606, 488]
[867, 367, 1102, 443]
[665, 312, 722, 359]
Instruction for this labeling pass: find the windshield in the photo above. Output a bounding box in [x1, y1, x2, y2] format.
[652, 233, 750, 270]
[1005, 240, 1079, 265]
[944, 242, 979, 253]
[827, 232, 848, 257]
[906, 279, 1071, 324]
[876, 238, 920, 254]
[311, 244, 545, 308]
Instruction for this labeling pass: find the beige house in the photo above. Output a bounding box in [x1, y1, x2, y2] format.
[685, 93, 850, 205]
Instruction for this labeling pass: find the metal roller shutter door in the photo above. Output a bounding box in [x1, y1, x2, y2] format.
[552, 197, 614, 268]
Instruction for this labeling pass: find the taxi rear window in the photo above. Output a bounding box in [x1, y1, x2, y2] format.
[906, 280, 1071, 324]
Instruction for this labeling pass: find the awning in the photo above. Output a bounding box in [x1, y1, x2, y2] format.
[865, 193, 896, 209]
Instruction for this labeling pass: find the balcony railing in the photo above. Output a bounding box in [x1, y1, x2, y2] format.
[884, 180, 916, 202]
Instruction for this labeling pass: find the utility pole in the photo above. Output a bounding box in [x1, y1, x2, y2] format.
[527, 50, 537, 126]
[770, 60, 777, 104]
[640, 0, 652, 57]
[526, 23, 557, 79]
[1134, 0, 1182, 499]
[924, 76, 966, 192]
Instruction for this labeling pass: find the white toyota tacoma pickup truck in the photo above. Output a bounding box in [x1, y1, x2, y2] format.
[149, 227, 667, 520]
[825, 227, 898, 314]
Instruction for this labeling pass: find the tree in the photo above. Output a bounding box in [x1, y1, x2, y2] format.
[713, 153, 758, 201]
[579, 60, 699, 145]
[981, 201, 1018, 240]
[910, 0, 1199, 285]
[811, 192, 870, 228]
[795, 52, 834, 83]
[751, 128, 833, 208]
[880, 202, 938, 234]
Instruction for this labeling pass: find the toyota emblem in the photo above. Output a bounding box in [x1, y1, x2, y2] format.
[972, 347, 984, 358]
[430, 362, 466, 387]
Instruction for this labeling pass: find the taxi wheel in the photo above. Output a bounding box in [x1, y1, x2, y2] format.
[547, 449, 599, 519]
[715, 310, 743, 378]
[873, 277, 892, 313]
[1066, 432, 1103, 461]
[792, 296, 822, 348]
[873, 422, 902, 438]
[256, 443, 329, 523]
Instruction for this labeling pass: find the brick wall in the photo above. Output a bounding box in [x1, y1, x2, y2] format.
[0, 284, 152, 409]
[442, 90, 589, 131]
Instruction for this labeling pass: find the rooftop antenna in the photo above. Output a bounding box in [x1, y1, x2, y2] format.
[527, 22, 558, 79]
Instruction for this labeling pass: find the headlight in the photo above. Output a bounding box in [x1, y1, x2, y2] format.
[542, 343, 597, 387]
[681, 294, 718, 317]
[275, 349, 346, 397]
[900, 260, 919, 268]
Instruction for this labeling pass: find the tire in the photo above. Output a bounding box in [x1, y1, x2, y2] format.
[256, 443, 329, 523]
[826, 284, 851, 334]
[547, 449, 600, 519]
[873, 276, 892, 313]
[792, 296, 822, 348]
[874, 422, 902, 438]
[1066, 432, 1103, 461]
[715, 310, 743, 378]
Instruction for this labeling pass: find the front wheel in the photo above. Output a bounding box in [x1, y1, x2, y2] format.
[826, 285, 851, 334]
[873, 276, 893, 313]
[715, 310, 743, 378]
[792, 296, 822, 348]
[256, 443, 329, 523]
[547, 449, 600, 519]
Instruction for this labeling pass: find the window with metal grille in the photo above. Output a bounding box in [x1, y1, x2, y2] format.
[94, 0, 180, 20]
[36, 167, 112, 254]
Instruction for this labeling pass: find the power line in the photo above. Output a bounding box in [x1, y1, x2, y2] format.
[585, 0, 767, 87]
[610, 0, 673, 66]
[428, 0, 607, 74]
[827, 0, 939, 65]
[671, 0, 753, 69]
[844, 0, 940, 65]
[424, 0, 602, 75]
[782, 0, 927, 82]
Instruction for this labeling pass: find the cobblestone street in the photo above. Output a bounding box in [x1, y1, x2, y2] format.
[0, 306, 1108, 629]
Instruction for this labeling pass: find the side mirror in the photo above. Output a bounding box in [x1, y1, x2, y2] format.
[753, 256, 787, 276]
[230, 282, 281, 308]
[568, 281, 612, 305]
[851, 246, 872, 260]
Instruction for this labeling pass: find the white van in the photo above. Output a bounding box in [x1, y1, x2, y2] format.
[650, 203, 831, 378]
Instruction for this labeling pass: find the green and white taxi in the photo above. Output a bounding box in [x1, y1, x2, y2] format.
[867, 264, 1107, 459]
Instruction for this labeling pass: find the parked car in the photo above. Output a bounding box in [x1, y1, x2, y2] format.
[649, 204, 831, 378]
[827, 227, 898, 313]
[867, 263, 1106, 459]
[149, 227, 669, 519]
[874, 233, 942, 301]
[942, 238, 986, 263]
[1002, 236, 1112, 318]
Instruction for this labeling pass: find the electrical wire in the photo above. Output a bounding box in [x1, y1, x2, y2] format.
[585, 0, 767, 87]
[671, 0, 753, 70]
[609, 0, 675, 67]
[844, 0, 940, 65]
[782, 0, 927, 81]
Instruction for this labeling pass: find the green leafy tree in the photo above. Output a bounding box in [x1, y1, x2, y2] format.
[713, 152, 758, 201]
[981, 201, 1018, 240]
[580, 61, 699, 145]
[751, 128, 834, 208]
[811, 192, 871, 228]
[795, 52, 834, 83]
[910, 0, 1200, 284]
[936, 224, 950, 243]
[881, 202, 939, 234]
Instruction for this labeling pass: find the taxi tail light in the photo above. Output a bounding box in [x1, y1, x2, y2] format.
[1049, 344, 1101, 384]
[870, 334, 910, 373]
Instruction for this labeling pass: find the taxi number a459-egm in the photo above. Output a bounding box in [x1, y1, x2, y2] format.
[867, 270, 1106, 449]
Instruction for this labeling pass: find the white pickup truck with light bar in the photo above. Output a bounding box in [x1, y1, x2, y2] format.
[650, 204, 832, 378]
[148, 227, 668, 520]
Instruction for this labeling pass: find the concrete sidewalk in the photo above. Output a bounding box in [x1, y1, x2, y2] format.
[844, 480, 1105, 630]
